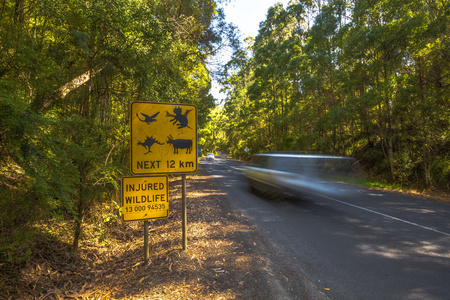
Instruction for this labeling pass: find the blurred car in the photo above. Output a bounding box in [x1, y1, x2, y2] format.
[243, 152, 365, 199]
[206, 152, 215, 160]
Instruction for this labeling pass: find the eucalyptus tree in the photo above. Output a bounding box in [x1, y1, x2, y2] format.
[340, 0, 449, 186]
[1, 0, 227, 256]
[300, 1, 343, 152]
[219, 0, 449, 189]
[246, 2, 308, 151]
[221, 42, 256, 156]
[392, 0, 450, 187]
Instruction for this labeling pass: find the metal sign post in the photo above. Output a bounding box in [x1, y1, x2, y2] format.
[182, 175, 187, 250]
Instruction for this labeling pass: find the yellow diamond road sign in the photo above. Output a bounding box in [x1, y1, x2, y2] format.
[121, 175, 169, 222]
[131, 102, 197, 175]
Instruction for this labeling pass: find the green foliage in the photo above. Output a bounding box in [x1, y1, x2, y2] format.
[219, 0, 450, 190]
[0, 227, 36, 264]
[199, 106, 228, 154]
[1, 0, 226, 259]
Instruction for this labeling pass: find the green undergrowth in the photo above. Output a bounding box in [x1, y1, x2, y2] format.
[330, 175, 408, 191]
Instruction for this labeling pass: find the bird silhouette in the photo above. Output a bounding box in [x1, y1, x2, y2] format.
[136, 112, 159, 124]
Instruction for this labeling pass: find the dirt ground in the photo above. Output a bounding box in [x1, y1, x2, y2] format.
[1, 166, 328, 300]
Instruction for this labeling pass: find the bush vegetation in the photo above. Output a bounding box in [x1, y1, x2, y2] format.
[218, 0, 449, 190]
[0, 0, 236, 264]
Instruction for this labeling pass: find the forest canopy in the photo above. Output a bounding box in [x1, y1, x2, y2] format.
[0, 0, 237, 258]
[218, 0, 450, 190]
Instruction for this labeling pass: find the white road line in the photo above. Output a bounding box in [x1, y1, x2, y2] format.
[315, 193, 450, 237]
[206, 160, 449, 236]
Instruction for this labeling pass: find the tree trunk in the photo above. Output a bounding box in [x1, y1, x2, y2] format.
[72, 190, 85, 253]
[14, 0, 24, 24]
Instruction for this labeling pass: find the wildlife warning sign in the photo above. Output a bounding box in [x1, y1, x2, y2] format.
[130, 102, 197, 175]
[121, 175, 169, 222]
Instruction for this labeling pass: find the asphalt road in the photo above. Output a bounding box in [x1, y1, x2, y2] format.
[199, 157, 450, 300]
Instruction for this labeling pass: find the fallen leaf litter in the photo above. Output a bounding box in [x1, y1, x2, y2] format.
[1, 168, 313, 299]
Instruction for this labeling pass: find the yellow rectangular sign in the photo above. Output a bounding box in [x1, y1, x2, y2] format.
[121, 175, 169, 222]
[130, 102, 197, 175]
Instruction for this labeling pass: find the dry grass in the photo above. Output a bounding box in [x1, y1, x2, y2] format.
[1, 171, 306, 299]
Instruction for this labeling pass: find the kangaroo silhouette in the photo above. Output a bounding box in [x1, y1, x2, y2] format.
[166, 107, 192, 129]
[137, 136, 164, 154]
[137, 112, 159, 124]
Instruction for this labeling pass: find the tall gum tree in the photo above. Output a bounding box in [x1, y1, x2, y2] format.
[219, 0, 449, 189]
[0, 0, 230, 256]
